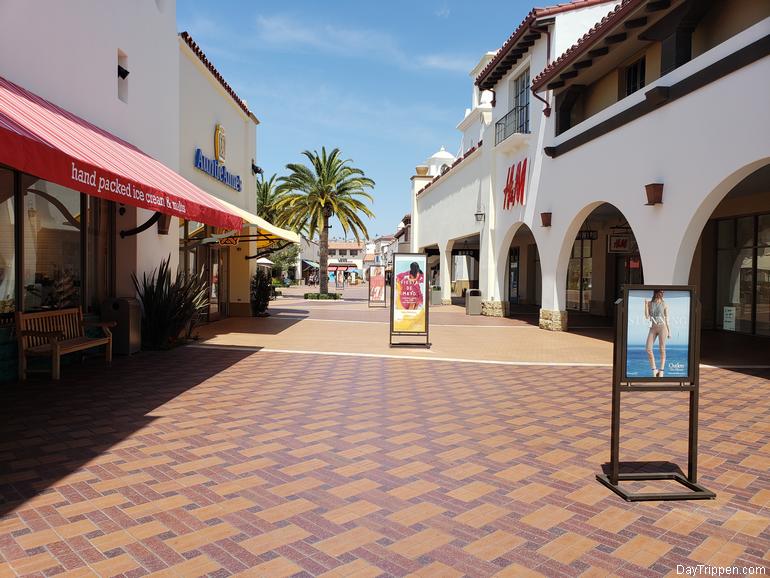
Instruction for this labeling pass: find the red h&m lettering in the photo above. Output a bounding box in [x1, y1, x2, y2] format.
[502, 159, 527, 210]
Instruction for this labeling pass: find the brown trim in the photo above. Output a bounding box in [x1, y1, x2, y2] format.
[544, 35, 770, 158]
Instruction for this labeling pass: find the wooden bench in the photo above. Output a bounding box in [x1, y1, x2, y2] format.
[16, 308, 115, 380]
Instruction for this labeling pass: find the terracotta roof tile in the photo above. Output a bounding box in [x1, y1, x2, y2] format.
[531, 0, 644, 91]
[475, 0, 616, 90]
[179, 31, 257, 122]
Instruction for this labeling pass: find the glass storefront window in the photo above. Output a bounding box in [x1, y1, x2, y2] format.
[22, 177, 82, 311]
[567, 239, 592, 312]
[0, 168, 15, 323]
[716, 213, 769, 335]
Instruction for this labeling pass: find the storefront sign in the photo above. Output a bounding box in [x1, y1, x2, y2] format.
[608, 233, 632, 253]
[369, 265, 386, 307]
[390, 253, 428, 336]
[622, 286, 695, 381]
[723, 306, 736, 331]
[502, 158, 527, 209]
[195, 124, 242, 191]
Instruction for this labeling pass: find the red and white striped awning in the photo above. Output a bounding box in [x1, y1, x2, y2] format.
[0, 75, 241, 229]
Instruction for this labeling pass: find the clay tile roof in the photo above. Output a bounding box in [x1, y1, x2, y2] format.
[179, 31, 258, 123]
[531, 0, 645, 91]
[475, 0, 616, 91]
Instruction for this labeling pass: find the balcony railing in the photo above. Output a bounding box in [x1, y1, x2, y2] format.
[495, 106, 530, 145]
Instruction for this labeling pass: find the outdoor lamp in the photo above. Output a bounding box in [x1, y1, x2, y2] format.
[117, 65, 130, 79]
[475, 211, 485, 222]
[645, 183, 664, 205]
[540, 212, 552, 227]
[251, 160, 263, 175]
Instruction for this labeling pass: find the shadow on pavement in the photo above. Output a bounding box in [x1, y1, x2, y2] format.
[0, 346, 254, 517]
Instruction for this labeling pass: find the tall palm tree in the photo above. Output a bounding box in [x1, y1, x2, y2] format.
[255, 173, 280, 223]
[275, 147, 374, 295]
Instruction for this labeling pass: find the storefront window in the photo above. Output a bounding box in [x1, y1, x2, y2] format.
[0, 168, 15, 323]
[22, 177, 82, 311]
[567, 239, 592, 312]
[716, 213, 769, 335]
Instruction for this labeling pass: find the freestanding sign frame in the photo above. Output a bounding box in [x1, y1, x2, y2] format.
[368, 265, 387, 308]
[389, 253, 430, 348]
[596, 285, 715, 501]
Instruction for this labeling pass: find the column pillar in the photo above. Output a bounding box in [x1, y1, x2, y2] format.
[538, 252, 568, 331]
[440, 241, 453, 305]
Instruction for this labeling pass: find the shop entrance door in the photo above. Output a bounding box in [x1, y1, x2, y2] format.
[508, 247, 519, 306]
[614, 253, 644, 303]
[209, 247, 221, 321]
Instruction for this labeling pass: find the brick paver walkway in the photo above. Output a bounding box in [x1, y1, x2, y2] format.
[0, 347, 768, 577]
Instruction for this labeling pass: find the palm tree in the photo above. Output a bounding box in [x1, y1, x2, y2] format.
[255, 173, 280, 223]
[275, 147, 374, 295]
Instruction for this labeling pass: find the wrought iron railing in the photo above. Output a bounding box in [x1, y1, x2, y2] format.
[495, 105, 530, 145]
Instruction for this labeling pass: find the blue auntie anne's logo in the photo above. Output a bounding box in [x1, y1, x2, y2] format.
[194, 124, 242, 191]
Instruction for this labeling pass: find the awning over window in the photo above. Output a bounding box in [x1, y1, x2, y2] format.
[0, 75, 241, 229]
[213, 197, 300, 246]
[302, 259, 320, 269]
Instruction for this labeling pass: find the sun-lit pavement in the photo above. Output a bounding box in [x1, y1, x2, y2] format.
[1, 293, 769, 577]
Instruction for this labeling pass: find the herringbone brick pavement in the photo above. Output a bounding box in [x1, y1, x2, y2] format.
[0, 347, 767, 577]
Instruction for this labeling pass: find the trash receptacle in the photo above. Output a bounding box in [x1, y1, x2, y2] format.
[466, 289, 482, 315]
[102, 298, 141, 355]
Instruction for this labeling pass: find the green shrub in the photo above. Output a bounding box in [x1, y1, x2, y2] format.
[131, 256, 208, 350]
[303, 292, 341, 300]
[250, 269, 272, 315]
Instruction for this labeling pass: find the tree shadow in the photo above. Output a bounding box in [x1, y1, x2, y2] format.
[0, 346, 255, 517]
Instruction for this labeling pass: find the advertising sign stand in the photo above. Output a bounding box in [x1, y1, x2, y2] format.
[368, 265, 387, 308]
[389, 253, 430, 349]
[596, 285, 715, 501]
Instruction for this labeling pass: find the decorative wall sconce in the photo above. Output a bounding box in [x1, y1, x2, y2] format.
[475, 211, 485, 222]
[156, 213, 171, 235]
[540, 212, 552, 227]
[645, 183, 664, 205]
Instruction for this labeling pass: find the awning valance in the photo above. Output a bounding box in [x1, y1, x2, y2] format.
[0, 75, 241, 229]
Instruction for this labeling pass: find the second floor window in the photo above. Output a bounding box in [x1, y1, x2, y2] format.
[623, 57, 645, 97]
[512, 68, 530, 133]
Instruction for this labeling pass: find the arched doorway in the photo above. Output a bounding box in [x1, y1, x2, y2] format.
[688, 163, 770, 337]
[501, 223, 541, 318]
[563, 203, 643, 325]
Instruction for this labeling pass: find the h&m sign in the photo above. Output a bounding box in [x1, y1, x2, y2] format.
[503, 158, 527, 210]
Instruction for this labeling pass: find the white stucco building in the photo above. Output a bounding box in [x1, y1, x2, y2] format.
[411, 0, 770, 340]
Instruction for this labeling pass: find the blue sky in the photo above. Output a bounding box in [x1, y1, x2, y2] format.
[176, 0, 537, 239]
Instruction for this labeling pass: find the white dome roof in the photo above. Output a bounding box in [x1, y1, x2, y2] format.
[429, 146, 455, 161]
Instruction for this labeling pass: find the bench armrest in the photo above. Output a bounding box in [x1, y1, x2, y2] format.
[82, 320, 115, 337]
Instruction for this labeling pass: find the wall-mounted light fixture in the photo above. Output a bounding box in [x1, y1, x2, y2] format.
[251, 160, 263, 176]
[645, 183, 664, 205]
[540, 212, 552, 227]
[117, 65, 130, 79]
[475, 211, 485, 222]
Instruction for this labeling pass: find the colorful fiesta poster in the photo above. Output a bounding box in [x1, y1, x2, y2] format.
[369, 266, 385, 304]
[392, 254, 427, 333]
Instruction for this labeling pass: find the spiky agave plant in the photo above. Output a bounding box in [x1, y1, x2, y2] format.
[131, 256, 209, 349]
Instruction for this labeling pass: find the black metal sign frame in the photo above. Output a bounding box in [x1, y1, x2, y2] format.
[596, 284, 715, 501]
[389, 253, 430, 349]
[368, 265, 387, 308]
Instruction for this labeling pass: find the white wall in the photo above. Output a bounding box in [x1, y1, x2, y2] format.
[0, 0, 181, 294]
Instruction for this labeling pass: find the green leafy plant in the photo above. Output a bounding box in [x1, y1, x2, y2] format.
[131, 256, 208, 350]
[304, 292, 341, 300]
[250, 269, 272, 316]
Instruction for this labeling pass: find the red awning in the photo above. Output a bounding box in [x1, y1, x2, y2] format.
[0, 75, 241, 229]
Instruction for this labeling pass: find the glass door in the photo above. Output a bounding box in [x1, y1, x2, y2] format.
[508, 247, 519, 306]
[209, 247, 220, 321]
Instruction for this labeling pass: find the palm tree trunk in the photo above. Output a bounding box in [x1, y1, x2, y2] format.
[320, 213, 329, 294]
